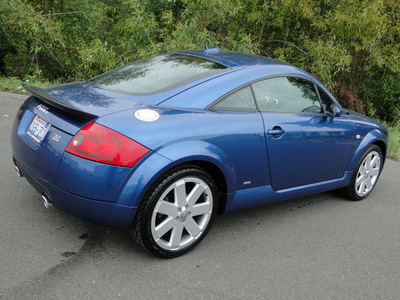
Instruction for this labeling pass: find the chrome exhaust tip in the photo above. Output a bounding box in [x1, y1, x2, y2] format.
[41, 194, 53, 208]
[14, 164, 23, 177]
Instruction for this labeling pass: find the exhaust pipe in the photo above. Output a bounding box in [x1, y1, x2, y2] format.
[41, 194, 53, 208]
[14, 164, 23, 177]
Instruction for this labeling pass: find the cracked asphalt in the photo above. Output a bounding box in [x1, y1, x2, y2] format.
[1, 95, 400, 299]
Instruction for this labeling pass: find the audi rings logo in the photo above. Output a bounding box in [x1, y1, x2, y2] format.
[36, 104, 49, 114]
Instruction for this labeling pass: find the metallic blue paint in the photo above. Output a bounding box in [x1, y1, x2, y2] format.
[44, 70, 241, 117]
[226, 171, 353, 213]
[98, 108, 269, 192]
[12, 150, 135, 227]
[56, 153, 132, 202]
[114, 152, 173, 208]
[177, 50, 288, 68]
[347, 129, 388, 171]
[260, 112, 355, 190]
[12, 108, 72, 185]
[22, 95, 83, 135]
[160, 64, 309, 108]
[11, 50, 388, 228]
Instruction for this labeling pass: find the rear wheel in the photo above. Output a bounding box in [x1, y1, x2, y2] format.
[341, 145, 383, 200]
[131, 166, 218, 258]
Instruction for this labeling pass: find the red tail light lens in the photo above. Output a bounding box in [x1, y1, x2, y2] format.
[66, 122, 149, 167]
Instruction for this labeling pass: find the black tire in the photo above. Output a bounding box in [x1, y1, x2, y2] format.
[341, 144, 383, 201]
[131, 165, 219, 258]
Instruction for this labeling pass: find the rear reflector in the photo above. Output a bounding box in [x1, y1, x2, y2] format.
[66, 122, 149, 167]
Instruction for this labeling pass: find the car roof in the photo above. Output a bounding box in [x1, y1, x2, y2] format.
[176, 50, 289, 69]
[159, 50, 333, 109]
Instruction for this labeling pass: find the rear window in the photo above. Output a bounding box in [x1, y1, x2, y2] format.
[90, 53, 228, 95]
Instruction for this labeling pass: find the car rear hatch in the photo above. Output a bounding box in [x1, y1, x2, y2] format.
[12, 52, 235, 188]
[12, 82, 142, 186]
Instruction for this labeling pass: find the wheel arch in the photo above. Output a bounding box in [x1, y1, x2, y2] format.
[372, 139, 387, 166]
[186, 160, 228, 214]
[116, 146, 233, 224]
[139, 160, 229, 215]
[347, 129, 388, 171]
[130, 161, 223, 257]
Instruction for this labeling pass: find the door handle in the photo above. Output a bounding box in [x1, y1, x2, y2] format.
[267, 127, 285, 137]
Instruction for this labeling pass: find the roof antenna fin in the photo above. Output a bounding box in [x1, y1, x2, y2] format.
[204, 44, 220, 55]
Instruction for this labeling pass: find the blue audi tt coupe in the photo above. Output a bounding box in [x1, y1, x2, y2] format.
[12, 48, 388, 257]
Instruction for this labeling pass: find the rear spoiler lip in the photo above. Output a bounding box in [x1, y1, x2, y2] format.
[23, 84, 98, 121]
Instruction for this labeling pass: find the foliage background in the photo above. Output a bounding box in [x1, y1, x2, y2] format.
[1, 0, 399, 125]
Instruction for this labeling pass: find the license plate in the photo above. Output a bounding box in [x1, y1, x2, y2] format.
[27, 116, 51, 144]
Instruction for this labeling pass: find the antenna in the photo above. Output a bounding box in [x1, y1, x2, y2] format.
[204, 44, 220, 55]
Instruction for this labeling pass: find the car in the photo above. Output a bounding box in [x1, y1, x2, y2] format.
[12, 47, 388, 257]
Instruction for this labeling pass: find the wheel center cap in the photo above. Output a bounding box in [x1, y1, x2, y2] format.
[180, 210, 190, 220]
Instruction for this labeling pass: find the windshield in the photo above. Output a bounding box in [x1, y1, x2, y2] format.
[90, 53, 228, 95]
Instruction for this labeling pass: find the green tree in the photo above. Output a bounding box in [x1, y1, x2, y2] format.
[0, 0, 399, 123]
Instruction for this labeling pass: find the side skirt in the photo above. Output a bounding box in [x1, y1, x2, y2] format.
[225, 171, 352, 213]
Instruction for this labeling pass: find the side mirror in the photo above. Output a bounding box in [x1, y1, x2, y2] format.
[324, 103, 342, 117]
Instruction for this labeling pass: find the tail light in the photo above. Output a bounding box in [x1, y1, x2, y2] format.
[66, 122, 149, 167]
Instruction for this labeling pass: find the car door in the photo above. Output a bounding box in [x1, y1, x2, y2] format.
[252, 76, 355, 191]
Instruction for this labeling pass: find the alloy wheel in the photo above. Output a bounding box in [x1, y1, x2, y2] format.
[355, 150, 381, 197]
[150, 176, 213, 251]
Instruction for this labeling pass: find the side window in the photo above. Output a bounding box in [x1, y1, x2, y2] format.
[212, 86, 256, 110]
[252, 77, 322, 113]
[318, 87, 335, 112]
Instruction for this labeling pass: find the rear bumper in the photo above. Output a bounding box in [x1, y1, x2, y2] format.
[13, 157, 137, 228]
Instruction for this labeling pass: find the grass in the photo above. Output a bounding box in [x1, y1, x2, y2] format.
[0, 76, 54, 94]
[387, 122, 400, 161]
[0, 75, 399, 160]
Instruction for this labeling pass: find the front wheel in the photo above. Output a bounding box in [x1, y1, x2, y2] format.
[341, 145, 383, 201]
[131, 166, 219, 258]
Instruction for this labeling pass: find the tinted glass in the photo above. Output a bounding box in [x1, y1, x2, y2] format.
[90, 54, 228, 95]
[252, 77, 322, 113]
[318, 87, 335, 112]
[212, 86, 256, 110]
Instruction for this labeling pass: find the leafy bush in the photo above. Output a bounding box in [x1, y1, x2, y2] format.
[0, 0, 399, 123]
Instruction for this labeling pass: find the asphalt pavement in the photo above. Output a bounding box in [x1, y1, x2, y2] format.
[1, 93, 400, 299]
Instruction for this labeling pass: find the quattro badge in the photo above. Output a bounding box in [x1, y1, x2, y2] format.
[52, 133, 61, 142]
